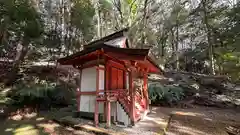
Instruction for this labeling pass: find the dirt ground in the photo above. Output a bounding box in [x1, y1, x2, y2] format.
[119, 106, 240, 135]
[0, 106, 239, 135]
[159, 106, 240, 135]
[0, 112, 94, 135]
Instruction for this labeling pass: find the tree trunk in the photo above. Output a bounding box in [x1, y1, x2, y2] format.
[160, 36, 167, 57]
[66, 2, 72, 56]
[175, 18, 180, 71]
[202, 0, 215, 75]
[59, 0, 65, 57]
[95, 0, 101, 38]
[170, 28, 176, 70]
[5, 42, 28, 85]
[141, 0, 149, 49]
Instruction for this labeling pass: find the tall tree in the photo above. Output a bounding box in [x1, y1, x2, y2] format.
[201, 0, 215, 75]
[0, 0, 43, 84]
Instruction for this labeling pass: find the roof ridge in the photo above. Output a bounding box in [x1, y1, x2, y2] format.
[85, 28, 129, 49]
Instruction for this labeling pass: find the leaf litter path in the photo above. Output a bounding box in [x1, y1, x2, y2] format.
[158, 106, 240, 135]
[0, 106, 239, 135]
[121, 106, 240, 135]
[0, 113, 94, 135]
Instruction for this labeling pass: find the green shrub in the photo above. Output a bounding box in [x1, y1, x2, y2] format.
[8, 83, 75, 109]
[148, 83, 184, 105]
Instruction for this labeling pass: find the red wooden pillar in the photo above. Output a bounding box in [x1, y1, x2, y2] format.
[143, 72, 149, 110]
[104, 60, 108, 121]
[106, 100, 111, 127]
[105, 60, 111, 127]
[77, 68, 82, 112]
[95, 66, 99, 127]
[129, 71, 135, 124]
[94, 100, 99, 126]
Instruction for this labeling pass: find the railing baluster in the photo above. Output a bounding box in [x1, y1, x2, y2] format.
[97, 89, 132, 118]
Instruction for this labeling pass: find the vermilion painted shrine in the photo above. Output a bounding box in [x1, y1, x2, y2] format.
[57, 28, 161, 127]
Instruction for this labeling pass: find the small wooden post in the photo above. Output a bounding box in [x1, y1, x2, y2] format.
[129, 71, 135, 124]
[95, 57, 100, 127]
[115, 101, 118, 123]
[94, 100, 99, 126]
[77, 68, 82, 112]
[106, 101, 111, 127]
[104, 59, 109, 122]
[143, 72, 149, 110]
[104, 59, 111, 127]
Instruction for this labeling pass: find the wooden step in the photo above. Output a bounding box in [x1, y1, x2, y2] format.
[96, 98, 106, 102]
[107, 97, 117, 102]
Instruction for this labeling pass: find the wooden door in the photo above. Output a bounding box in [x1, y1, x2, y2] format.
[109, 67, 124, 90]
[117, 69, 124, 89]
[110, 67, 118, 90]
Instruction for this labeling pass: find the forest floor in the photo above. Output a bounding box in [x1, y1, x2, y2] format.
[0, 106, 239, 135]
[0, 112, 94, 135]
[118, 106, 240, 135]
[159, 106, 240, 135]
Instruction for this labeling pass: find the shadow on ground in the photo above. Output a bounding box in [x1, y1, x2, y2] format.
[0, 112, 94, 135]
[160, 107, 240, 135]
[1, 106, 239, 135]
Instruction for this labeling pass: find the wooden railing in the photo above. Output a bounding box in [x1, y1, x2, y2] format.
[118, 90, 131, 112]
[96, 89, 129, 102]
[96, 89, 132, 116]
[96, 89, 145, 122]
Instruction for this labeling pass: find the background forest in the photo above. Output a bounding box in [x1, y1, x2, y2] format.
[0, 1, 240, 134]
[1, 0, 240, 82]
[0, 0, 239, 107]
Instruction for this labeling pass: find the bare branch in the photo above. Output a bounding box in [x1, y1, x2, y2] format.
[112, 0, 123, 24]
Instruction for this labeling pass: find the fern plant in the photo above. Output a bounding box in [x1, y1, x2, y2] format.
[9, 83, 75, 108]
[148, 83, 184, 105]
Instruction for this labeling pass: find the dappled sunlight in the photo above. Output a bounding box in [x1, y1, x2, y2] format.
[166, 132, 177, 135]
[8, 110, 39, 121]
[5, 128, 13, 132]
[24, 112, 38, 119]
[1, 87, 12, 94]
[13, 125, 40, 135]
[173, 111, 205, 117]
[203, 118, 213, 121]
[14, 125, 35, 133]
[36, 117, 45, 121]
[0, 111, 94, 135]
[10, 115, 23, 121]
[166, 110, 234, 135]
[37, 122, 60, 131]
[0, 113, 52, 135]
[81, 124, 93, 128]
[150, 110, 157, 114]
[168, 125, 208, 135]
[144, 115, 165, 121]
[143, 115, 167, 126]
[151, 107, 158, 111]
[65, 127, 74, 131]
[121, 113, 168, 135]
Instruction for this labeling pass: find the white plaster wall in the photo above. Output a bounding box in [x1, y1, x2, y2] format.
[99, 65, 105, 113]
[99, 65, 104, 68]
[117, 102, 130, 126]
[80, 95, 92, 112]
[99, 102, 104, 113]
[111, 102, 116, 117]
[126, 72, 129, 89]
[80, 67, 96, 91]
[79, 66, 104, 113]
[80, 95, 104, 113]
[104, 37, 126, 48]
[78, 66, 130, 124]
[99, 68, 105, 91]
